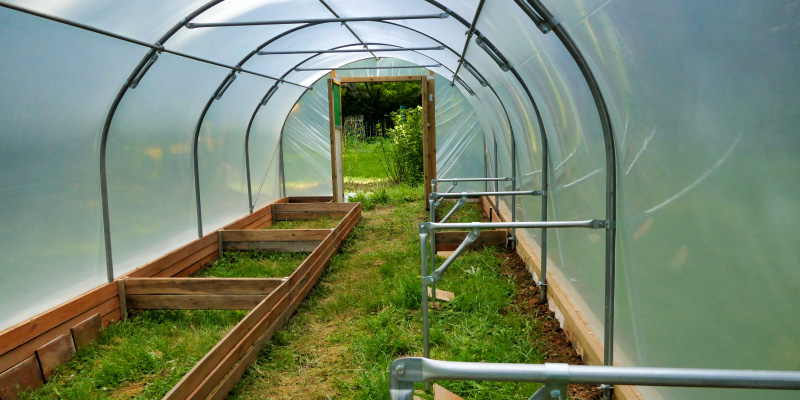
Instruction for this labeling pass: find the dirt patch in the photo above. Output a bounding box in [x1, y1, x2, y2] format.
[499, 249, 603, 400]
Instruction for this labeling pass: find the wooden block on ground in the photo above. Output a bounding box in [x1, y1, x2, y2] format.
[70, 313, 102, 349]
[411, 385, 464, 400]
[436, 250, 455, 258]
[0, 355, 44, 400]
[434, 230, 507, 251]
[428, 287, 455, 302]
[35, 333, 76, 381]
[434, 384, 464, 400]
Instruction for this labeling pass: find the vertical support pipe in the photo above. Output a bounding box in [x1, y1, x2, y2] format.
[429, 194, 437, 300]
[524, 3, 618, 398]
[419, 230, 431, 392]
[510, 127, 517, 249]
[494, 136, 499, 211]
[539, 130, 550, 301]
[191, 72, 234, 239]
[483, 135, 489, 192]
[279, 136, 286, 198]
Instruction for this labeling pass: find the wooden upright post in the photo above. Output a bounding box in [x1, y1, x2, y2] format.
[328, 71, 344, 202]
[422, 71, 436, 208]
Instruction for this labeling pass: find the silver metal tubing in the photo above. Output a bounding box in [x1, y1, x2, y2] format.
[433, 177, 510, 183]
[0, 2, 310, 89]
[450, 0, 486, 86]
[433, 189, 541, 199]
[439, 196, 467, 223]
[521, 5, 619, 399]
[295, 64, 441, 71]
[317, 0, 377, 61]
[422, 220, 606, 233]
[431, 180, 456, 208]
[494, 137, 500, 210]
[389, 358, 800, 400]
[419, 233, 431, 361]
[258, 46, 445, 55]
[429, 229, 480, 284]
[186, 13, 450, 28]
[428, 198, 437, 300]
[510, 120, 518, 248]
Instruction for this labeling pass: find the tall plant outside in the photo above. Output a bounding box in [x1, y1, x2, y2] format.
[379, 106, 424, 184]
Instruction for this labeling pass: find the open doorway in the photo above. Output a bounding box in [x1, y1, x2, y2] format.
[327, 71, 437, 204]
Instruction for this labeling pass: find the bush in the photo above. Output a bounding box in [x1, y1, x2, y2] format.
[379, 106, 424, 184]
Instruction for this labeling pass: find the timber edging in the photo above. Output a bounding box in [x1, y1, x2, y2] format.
[0, 197, 359, 400]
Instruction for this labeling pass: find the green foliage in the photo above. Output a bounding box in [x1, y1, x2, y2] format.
[348, 183, 419, 211]
[341, 82, 421, 126]
[381, 106, 424, 184]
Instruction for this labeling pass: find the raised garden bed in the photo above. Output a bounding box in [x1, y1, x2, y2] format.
[0, 198, 360, 400]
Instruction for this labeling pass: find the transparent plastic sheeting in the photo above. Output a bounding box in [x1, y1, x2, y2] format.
[106, 53, 231, 276]
[556, 2, 800, 399]
[0, 2, 798, 400]
[282, 76, 333, 197]
[476, 2, 800, 400]
[433, 76, 486, 192]
[198, 73, 275, 233]
[281, 58, 488, 197]
[0, 8, 145, 329]
[250, 83, 306, 209]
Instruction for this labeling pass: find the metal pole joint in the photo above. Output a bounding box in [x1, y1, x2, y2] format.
[419, 222, 433, 235]
[590, 220, 615, 229]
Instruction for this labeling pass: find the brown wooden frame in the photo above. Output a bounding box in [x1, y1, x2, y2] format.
[0, 196, 360, 400]
[328, 70, 437, 205]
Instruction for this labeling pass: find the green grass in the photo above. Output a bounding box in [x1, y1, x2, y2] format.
[343, 140, 393, 181]
[225, 191, 547, 400]
[22, 310, 245, 400]
[267, 216, 341, 230]
[24, 251, 309, 399]
[196, 252, 309, 278]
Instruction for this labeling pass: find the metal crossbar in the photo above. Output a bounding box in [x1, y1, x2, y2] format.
[418, 219, 606, 364]
[186, 14, 450, 28]
[426, 177, 549, 317]
[388, 358, 800, 400]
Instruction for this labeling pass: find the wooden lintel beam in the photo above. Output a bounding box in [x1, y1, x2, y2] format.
[338, 75, 427, 83]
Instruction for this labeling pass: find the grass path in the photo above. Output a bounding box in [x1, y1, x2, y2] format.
[22, 188, 575, 400]
[227, 193, 548, 399]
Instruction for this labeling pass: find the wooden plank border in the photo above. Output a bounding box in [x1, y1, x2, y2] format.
[0, 196, 305, 397]
[339, 75, 427, 83]
[164, 202, 360, 399]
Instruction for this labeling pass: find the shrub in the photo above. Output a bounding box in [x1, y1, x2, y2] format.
[379, 106, 424, 184]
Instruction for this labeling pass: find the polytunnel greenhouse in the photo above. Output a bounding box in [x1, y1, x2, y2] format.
[1, 0, 799, 399]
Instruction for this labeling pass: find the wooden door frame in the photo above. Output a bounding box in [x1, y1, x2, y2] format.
[327, 73, 343, 202]
[327, 70, 436, 205]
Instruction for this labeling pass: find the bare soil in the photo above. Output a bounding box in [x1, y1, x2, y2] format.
[499, 249, 603, 400]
